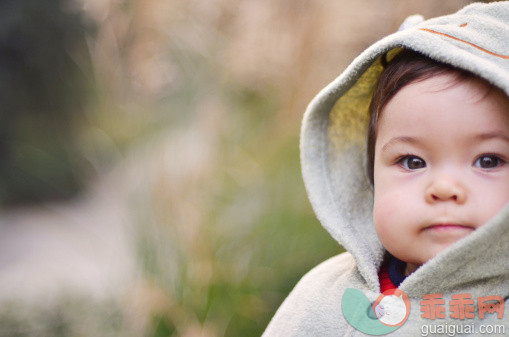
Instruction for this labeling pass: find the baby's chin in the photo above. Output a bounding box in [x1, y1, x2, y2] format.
[390, 230, 475, 273]
[397, 241, 462, 275]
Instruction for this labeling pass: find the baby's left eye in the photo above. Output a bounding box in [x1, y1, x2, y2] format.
[474, 155, 504, 169]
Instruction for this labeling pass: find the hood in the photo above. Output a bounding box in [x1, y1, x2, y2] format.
[300, 2, 509, 295]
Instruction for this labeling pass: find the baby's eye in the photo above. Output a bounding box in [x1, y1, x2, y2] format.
[398, 155, 426, 170]
[474, 154, 504, 169]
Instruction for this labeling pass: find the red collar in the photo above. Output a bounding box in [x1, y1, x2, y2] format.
[379, 264, 397, 292]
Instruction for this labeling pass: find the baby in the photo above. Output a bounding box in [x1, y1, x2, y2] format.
[370, 50, 509, 288]
[263, 2, 509, 336]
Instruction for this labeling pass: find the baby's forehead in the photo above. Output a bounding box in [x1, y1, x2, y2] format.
[397, 73, 492, 102]
[376, 73, 509, 146]
[385, 73, 508, 116]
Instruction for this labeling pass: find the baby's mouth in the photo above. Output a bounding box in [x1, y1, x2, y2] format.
[425, 223, 473, 231]
[422, 223, 475, 242]
[423, 223, 475, 237]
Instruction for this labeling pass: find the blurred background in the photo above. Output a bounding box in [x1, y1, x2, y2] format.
[0, 0, 485, 336]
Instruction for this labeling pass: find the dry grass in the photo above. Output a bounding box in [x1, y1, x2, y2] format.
[83, 0, 477, 336]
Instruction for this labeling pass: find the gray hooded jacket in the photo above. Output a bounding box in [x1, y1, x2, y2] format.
[263, 2, 509, 336]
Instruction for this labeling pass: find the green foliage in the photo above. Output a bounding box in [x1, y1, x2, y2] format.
[134, 81, 341, 336]
[151, 316, 177, 337]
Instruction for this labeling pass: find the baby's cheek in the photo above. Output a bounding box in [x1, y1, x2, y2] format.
[373, 195, 399, 242]
[374, 188, 413, 237]
[373, 189, 401, 222]
[486, 192, 509, 222]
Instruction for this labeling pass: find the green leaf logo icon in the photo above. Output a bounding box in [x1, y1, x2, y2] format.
[342, 288, 410, 335]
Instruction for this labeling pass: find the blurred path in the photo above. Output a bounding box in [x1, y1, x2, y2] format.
[0, 174, 137, 303]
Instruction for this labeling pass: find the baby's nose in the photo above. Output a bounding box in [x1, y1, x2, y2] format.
[425, 179, 467, 204]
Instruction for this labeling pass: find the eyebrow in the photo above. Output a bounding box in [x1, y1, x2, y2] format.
[381, 132, 509, 153]
[381, 136, 419, 153]
[474, 132, 509, 143]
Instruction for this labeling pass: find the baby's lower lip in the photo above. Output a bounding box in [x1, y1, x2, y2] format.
[425, 224, 472, 231]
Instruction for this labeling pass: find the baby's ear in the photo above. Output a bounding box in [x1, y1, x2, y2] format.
[398, 14, 425, 31]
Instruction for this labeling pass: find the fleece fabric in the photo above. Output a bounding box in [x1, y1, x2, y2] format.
[263, 2, 509, 336]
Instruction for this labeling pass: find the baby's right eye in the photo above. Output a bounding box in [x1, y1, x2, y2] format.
[397, 155, 426, 170]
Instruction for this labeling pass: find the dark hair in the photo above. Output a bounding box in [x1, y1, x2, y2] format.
[366, 49, 479, 185]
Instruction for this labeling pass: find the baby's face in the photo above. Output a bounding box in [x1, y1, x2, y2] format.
[373, 73, 509, 273]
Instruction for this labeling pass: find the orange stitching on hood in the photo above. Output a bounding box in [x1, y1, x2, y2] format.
[419, 28, 509, 59]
